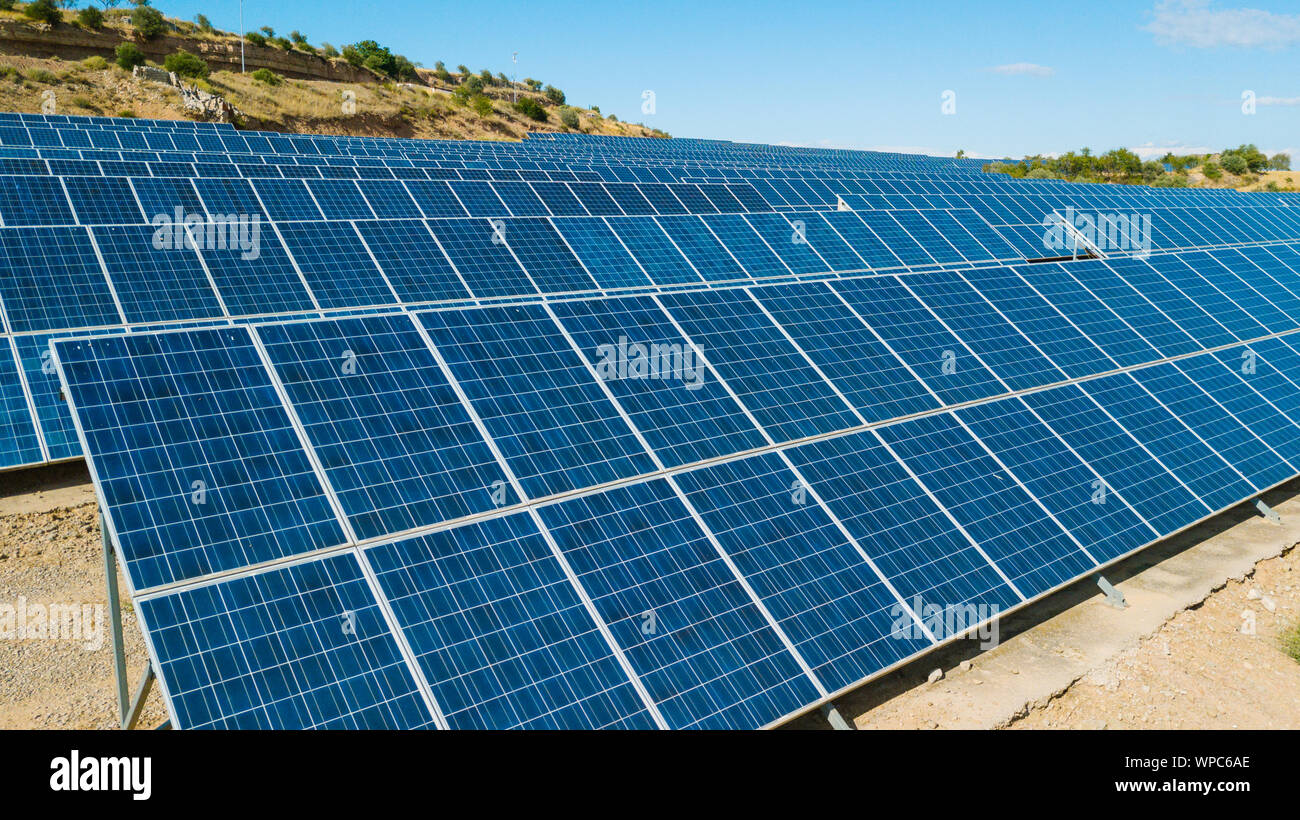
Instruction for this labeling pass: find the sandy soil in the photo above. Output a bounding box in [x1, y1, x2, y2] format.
[1009, 544, 1300, 730]
[0, 500, 166, 730]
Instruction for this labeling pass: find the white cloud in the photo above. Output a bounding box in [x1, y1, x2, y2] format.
[1127, 140, 1216, 159]
[987, 62, 1055, 77]
[1144, 0, 1300, 48]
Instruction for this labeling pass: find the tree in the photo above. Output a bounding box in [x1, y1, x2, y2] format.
[194, 13, 213, 33]
[1221, 153, 1249, 175]
[320, 42, 339, 58]
[77, 6, 104, 27]
[471, 94, 493, 118]
[130, 4, 165, 38]
[514, 97, 547, 121]
[544, 84, 565, 104]
[456, 64, 469, 76]
[245, 31, 266, 46]
[24, 0, 63, 24]
[1269, 153, 1292, 171]
[289, 30, 307, 44]
[559, 107, 580, 129]
[479, 68, 493, 85]
[259, 25, 274, 37]
[342, 40, 418, 81]
[462, 74, 484, 94]
[1202, 160, 1223, 180]
[114, 42, 145, 70]
[165, 50, 209, 79]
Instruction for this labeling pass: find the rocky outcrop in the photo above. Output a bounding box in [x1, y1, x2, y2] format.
[133, 65, 243, 122]
[0, 19, 391, 84]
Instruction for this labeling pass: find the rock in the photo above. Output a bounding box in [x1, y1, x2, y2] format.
[1247, 587, 1263, 600]
[1261, 596, 1276, 613]
[927, 668, 943, 684]
[958, 660, 972, 672]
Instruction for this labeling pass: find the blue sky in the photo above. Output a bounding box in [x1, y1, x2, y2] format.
[154, 0, 1298, 160]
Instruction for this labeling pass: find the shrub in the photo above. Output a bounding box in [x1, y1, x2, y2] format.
[245, 31, 266, 46]
[117, 109, 136, 118]
[114, 42, 145, 71]
[23, 0, 61, 25]
[71, 94, 95, 109]
[80, 55, 108, 70]
[462, 74, 484, 94]
[471, 94, 493, 117]
[26, 68, 58, 84]
[251, 67, 281, 86]
[559, 107, 579, 129]
[456, 64, 468, 75]
[1221, 153, 1249, 175]
[289, 30, 306, 44]
[76, 6, 104, 28]
[195, 13, 214, 33]
[0, 0, 15, 10]
[320, 42, 339, 58]
[514, 97, 547, 122]
[130, 5, 165, 39]
[544, 84, 565, 104]
[1268, 153, 1291, 171]
[164, 50, 209, 79]
[272, 37, 292, 51]
[1202, 160, 1223, 180]
[259, 25, 274, 37]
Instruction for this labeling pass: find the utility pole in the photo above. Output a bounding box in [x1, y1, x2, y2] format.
[512, 51, 518, 103]
[240, 0, 246, 73]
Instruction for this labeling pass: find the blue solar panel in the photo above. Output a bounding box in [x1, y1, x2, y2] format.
[92, 224, 225, 324]
[749, 281, 940, 422]
[877, 412, 1095, 597]
[659, 288, 862, 441]
[53, 327, 348, 589]
[197, 229, 317, 318]
[352, 220, 470, 304]
[276, 222, 397, 309]
[551, 217, 653, 290]
[497, 217, 598, 294]
[655, 215, 748, 282]
[139, 552, 437, 729]
[549, 295, 768, 468]
[364, 512, 659, 729]
[62, 176, 142, 225]
[418, 304, 657, 499]
[255, 315, 516, 540]
[674, 451, 932, 692]
[0, 226, 121, 332]
[425, 218, 539, 299]
[538, 479, 820, 728]
[605, 216, 703, 286]
[1082, 372, 1254, 512]
[0, 176, 73, 226]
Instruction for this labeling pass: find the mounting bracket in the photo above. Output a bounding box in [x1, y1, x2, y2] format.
[1254, 498, 1281, 524]
[1096, 575, 1128, 609]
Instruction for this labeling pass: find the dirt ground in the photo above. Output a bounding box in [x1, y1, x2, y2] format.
[0, 464, 1296, 730]
[0, 466, 166, 730]
[1007, 543, 1300, 730]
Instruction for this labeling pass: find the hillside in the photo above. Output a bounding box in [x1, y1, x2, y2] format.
[0, 4, 666, 141]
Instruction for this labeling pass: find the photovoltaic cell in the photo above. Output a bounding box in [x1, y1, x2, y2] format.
[53, 327, 347, 590]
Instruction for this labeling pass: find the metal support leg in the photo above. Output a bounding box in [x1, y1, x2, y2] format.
[1096, 575, 1127, 609]
[124, 662, 154, 731]
[1255, 498, 1281, 524]
[102, 514, 129, 727]
[821, 703, 854, 731]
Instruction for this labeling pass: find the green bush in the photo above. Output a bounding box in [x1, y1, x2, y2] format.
[76, 6, 104, 28]
[471, 94, 493, 118]
[320, 42, 339, 58]
[251, 67, 282, 86]
[272, 37, 292, 51]
[544, 84, 565, 104]
[195, 13, 214, 33]
[0, 0, 16, 11]
[25, 68, 58, 84]
[462, 74, 484, 94]
[117, 109, 136, 118]
[1202, 160, 1223, 180]
[244, 31, 266, 46]
[114, 42, 146, 71]
[80, 55, 108, 70]
[514, 97, 547, 122]
[164, 50, 209, 79]
[23, 0, 62, 25]
[130, 5, 166, 39]
[559, 107, 579, 129]
[1221, 153, 1249, 175]
[289, 30, 306, 44]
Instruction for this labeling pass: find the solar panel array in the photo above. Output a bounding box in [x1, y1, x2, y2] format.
[21, 113, 1300, 729]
